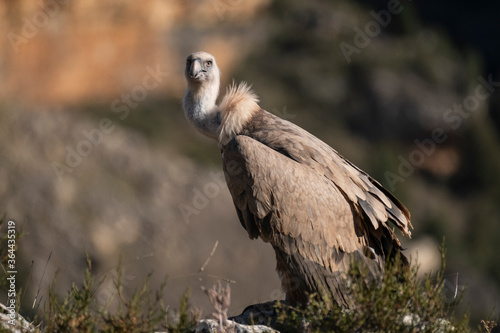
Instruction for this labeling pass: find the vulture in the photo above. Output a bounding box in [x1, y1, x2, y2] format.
[182, 51, 412, 307]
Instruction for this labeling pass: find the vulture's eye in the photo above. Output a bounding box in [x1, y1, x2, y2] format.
[206, 60, 212, 67]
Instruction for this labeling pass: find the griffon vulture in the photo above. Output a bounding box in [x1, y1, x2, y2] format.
[182, 51, 412, 307]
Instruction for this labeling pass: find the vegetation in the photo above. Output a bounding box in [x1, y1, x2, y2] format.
[274, 248, 476, 333]
[36, 247, 498, 332]
[0, 216, 497, 332]
[42, 258, 197, 333]
[0, 216, 198, 332]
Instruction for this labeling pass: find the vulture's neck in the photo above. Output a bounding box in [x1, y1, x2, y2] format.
[183, 80, 221, 140]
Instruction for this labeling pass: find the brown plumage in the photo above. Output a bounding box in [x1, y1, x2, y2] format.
[182, 52, 412, 307]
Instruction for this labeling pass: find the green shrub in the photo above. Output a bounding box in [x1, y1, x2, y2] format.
[43, 257, 198, 333]
[274, 246, 476, 332]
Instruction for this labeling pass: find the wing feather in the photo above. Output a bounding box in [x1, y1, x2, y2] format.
[239, 110, 412, 237]
[221, 109, 412, 306]
[223, 135, 362, 254]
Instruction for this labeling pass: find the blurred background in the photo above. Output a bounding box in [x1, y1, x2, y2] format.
[0, 0, 499, 326]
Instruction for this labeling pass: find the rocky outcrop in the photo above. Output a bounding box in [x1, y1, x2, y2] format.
[0, 303, 35, 333]
[229, 301, 280, 327]
[194, 319, 279, 333]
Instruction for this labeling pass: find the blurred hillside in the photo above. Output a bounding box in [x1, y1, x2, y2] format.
[0, 0, 499, 326]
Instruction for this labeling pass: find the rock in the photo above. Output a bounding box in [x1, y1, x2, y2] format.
[0, 303, 35, 333]
[401, 312, 455, 332]
[435, 318, 455, 332]
[229, 301, 279, 327]
[401, 313, 421, 327]
[194, 319, 279, 333]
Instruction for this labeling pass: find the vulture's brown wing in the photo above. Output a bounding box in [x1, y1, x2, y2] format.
[238, 110, 412, 240]
[221, 110, 412, 304]
[223, 134, 388, 305]
[223, 135, 367, 253]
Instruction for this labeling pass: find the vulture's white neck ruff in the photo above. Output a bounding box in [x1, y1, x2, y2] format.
[218, 82, 260, 146]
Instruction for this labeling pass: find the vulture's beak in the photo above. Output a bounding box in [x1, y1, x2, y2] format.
[190, 59, 203, 79]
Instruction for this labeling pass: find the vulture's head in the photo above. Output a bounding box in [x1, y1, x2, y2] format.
[184, 51, 220, 87]
[182, 51, 221, 139]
